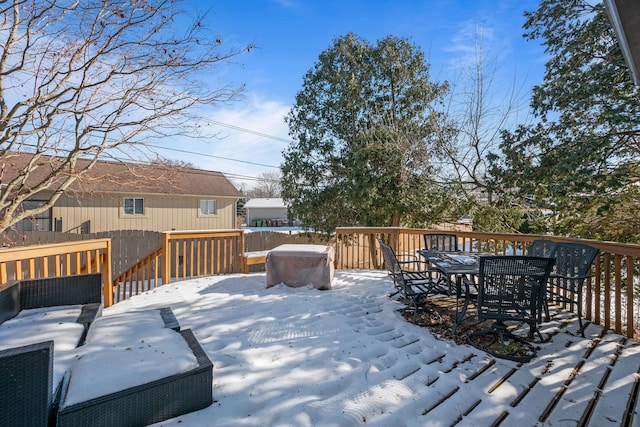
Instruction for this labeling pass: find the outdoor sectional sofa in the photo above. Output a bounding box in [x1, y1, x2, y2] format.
[56, 308, 213, 427]
[0, 273, 103, 426]
[0, 274, 214, 427]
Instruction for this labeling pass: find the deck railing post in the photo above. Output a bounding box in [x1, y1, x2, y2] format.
[103, 238, 113, 308]
[240, 230, 246, 273]
[162, 232, 171, 286]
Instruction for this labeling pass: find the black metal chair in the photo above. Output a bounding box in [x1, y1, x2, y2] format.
[377, 238, 440, 323]
[423, 233, 459, 252]
[422, 233, 460, 294]
[526, 239, 557, 258]
[543, 242, 599, 337]
[468, 256, 555, 361]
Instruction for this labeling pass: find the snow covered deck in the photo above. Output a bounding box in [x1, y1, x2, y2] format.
[103, 270, 640, 426]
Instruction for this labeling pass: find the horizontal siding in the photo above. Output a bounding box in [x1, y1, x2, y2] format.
[52, 193, 237, 233]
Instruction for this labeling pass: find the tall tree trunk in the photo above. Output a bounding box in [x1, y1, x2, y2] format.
[391, 210, 401, 227]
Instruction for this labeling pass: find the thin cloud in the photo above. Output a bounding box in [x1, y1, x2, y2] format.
[272, 0, 299, 9]
[199, 96, 291, 187]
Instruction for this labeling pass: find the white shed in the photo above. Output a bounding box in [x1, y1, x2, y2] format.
[244, 198, 289, 226]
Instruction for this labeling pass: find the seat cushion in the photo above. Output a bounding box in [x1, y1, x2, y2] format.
[0, 305, 86, 396]
[64, 309, 198, 406]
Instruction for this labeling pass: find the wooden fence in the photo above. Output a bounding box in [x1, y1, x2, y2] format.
[1, 229, 326, 275]
[243, 230, 327, 251]
[0, 229, 162, 278]
[335, 227, 640, 338]
[111, 230, 328, 301]
[0, 231, 245, 307]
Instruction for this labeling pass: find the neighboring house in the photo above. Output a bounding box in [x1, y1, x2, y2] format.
[2, 153, 241, 233]
[243, 198, 289, 226]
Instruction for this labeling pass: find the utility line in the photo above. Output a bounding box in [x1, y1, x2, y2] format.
[209, 120, 293, 144]
[17, 142, 280, 184]
[147, 143, 280, 169]
[145, 118, 294, 169]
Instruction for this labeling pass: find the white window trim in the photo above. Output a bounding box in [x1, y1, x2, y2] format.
[199, 199, 218, 217]
[122, 197, 146, 217]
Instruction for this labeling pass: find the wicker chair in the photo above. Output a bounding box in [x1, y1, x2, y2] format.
[0, 341, 55, 427]
[0, 273, 103, 427]
[544, 242, 599, 337]
[377, 238, 440, 323]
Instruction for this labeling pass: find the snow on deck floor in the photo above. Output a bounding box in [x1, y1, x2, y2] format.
[102, 270, 640, 427]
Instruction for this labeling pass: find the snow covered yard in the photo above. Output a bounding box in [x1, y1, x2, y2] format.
[102, 270, 640, 426]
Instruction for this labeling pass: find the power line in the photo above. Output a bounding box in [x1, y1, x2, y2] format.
[15, 122, 287, 188]
[147, 143, 280, 169]
[209, 120, 293, 144]
[16, 143, 278, 185]
[146, 118, 296, 169]
[223, 172, 279, 183]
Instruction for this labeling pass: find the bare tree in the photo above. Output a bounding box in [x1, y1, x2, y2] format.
[0, 0, 253, 232]
[438, 30, 530, 206]
[250, 171, 281, 198]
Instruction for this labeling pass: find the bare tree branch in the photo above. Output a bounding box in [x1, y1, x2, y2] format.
[438, 29, 531, 204]
[0, 0, 253, 232]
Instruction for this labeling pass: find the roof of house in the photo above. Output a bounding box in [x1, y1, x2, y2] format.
[605, 0, 640, 85]
[1, 152, 241, 198]
[243, 198, 287, 209]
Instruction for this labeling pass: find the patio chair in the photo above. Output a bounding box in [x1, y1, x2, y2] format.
[376, 238, 440, 323]
[422, 233, 460, 294]
[526, 239, 557, 258]
[423, 233, 459, 252]
[543, 242, 599, 337]
[469, 256, 555, 359]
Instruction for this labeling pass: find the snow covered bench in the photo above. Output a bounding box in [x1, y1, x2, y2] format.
[242, 250, 269, 273]
[0, 273, 103, 427]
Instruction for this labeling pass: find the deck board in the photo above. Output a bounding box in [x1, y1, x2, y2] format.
[413, 295, 640, 425]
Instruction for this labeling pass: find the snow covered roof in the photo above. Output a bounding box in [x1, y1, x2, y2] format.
[243, 198, 287, 209]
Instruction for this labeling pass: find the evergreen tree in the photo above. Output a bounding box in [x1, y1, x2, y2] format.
[489, 0, 640, 242]
[281, 33, 454, 235]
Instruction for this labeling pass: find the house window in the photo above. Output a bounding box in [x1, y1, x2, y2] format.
[124, 197, 144, 215]
[200, 200, 217, 215]
[13, 200, 51, 231]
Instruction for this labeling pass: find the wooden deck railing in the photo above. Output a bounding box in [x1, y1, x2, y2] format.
[335, 227, 640, 338]
[112, 230, 245, 303]
[2, 227, 638, 338]
[0, 238, 113, 306]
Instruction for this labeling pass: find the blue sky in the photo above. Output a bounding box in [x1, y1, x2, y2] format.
[159, 0, 547, 189]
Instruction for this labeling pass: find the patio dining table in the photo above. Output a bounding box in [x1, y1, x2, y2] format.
[417, 249, 485, 333]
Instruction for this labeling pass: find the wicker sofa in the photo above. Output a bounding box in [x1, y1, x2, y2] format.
[56, 326, 213, 427]
[0, 273, 103, 427]
[0, 274, 214, 427]
[0, 274, 213, 427]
